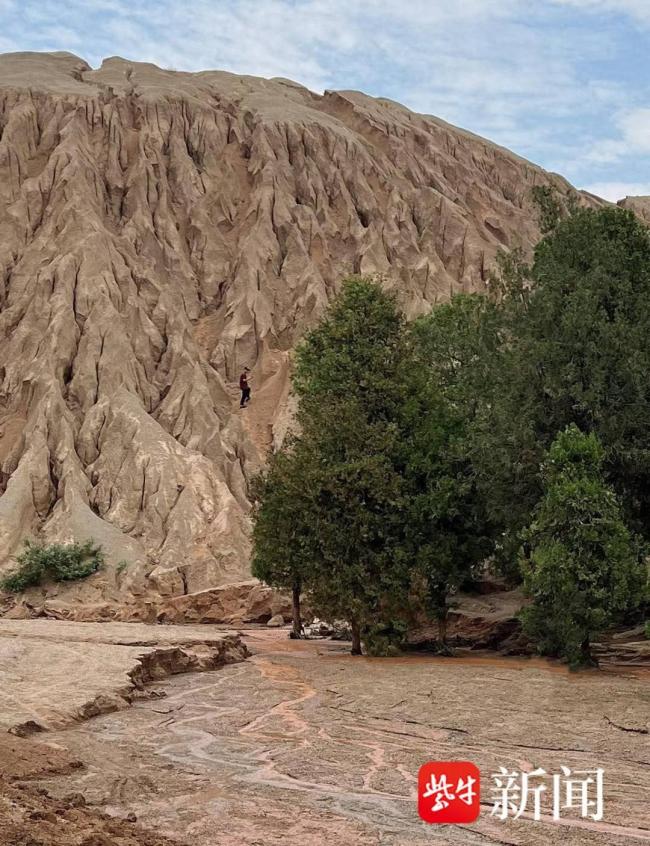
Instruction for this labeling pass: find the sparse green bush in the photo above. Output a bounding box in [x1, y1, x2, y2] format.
[1, 540, 104, 592]
[645, 621, 650, 640]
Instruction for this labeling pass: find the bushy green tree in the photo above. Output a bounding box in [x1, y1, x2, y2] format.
[523, 208, 650, 534]
[252, 221, 650, 658]
[292, 277, 411, 654]
[531, 185, 564, 233]
[530, 185, 578, 234]
[253, 280, 511, 654]
[476, 206, 650, 569]
[251, 440, 315, 637]
[521, 425, 647, 667]
[1, 539, 104, 592]
[406, 296, 497, 642]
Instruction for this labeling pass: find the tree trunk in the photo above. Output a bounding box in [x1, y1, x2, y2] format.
[350, 619, 362, 655]
[580, 635, 596, 667]
[291, 579, 302, 639]
[437, 610, 448, 645]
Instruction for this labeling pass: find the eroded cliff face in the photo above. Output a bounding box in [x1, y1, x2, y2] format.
[619, 195, 650, 224]
[0, 51, 598, 606]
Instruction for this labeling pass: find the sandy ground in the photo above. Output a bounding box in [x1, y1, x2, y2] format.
[0, 737, 181, 846]
[0, 626, 644, 846]
[0, 620, 247, 733]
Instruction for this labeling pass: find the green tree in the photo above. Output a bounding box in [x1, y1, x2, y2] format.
[523, 208, 650, 535]
[521, 425, 647, 667]
[478, 206, 650, 567]
[254, 281, 508, 653]
[530, 185, 579, 234]
[406, 296, 497, 642]
[251, 440, 315, 637]
[291, 277, 412, 654]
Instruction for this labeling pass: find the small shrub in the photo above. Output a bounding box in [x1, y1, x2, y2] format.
[645, 621, 650, 640]
[363, 620, 407, 657]
[1, 540, 104, 592]
[116, 560, 129, 574]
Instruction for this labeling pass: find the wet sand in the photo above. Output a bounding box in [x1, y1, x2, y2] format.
[32, 628, 649, 845]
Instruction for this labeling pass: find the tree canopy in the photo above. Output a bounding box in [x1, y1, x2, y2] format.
[521, 425, 646, 666]
[291, 278, 411, 653]
[486, 207, 650, 543]
[252, 204, 650, 663]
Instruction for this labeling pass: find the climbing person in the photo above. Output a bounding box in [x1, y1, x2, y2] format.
[239, 367, 251, 407]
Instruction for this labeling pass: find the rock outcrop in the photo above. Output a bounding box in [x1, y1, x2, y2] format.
[618, 195, 650, 224]
[0, 51, 603, 607]
[3, 579, 291, 623]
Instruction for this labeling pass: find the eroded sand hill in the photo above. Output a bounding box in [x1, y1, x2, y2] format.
[0, 51, 604, 608]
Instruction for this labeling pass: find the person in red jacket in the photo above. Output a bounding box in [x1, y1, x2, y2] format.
[239, 367, 251, 408]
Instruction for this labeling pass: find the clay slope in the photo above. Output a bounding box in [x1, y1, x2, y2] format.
[0, 51, 600, 607]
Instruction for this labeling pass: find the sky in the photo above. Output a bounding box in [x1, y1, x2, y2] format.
[1, 0, 649, 200]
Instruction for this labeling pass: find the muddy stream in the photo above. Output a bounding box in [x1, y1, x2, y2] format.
[40, 629, 649, 845]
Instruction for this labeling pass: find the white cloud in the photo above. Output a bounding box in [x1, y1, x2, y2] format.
[552, 0, 650, 25]
[0, 1, 603, 115]
[580, 138, 628, 165]
[1, 0, 649, 189]
[619, 108, 650, 152]
[583, 181, 650, 200]
[573, 109, 650, 169]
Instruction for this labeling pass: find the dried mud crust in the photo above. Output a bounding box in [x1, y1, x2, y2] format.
[0, 776, 186, 846]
